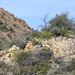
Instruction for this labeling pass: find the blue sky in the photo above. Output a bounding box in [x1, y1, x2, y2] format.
[0, 0, 75, 30]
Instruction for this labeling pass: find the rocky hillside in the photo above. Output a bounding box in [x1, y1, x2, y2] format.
[0, 8, 32, 50]
[0, 8, 75, 75]
[0, 37, 75, 75]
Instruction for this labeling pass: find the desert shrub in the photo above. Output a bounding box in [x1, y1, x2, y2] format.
[14, 66, 25, 75]
[2, 41, 15, 50]
[9, 42, 15, 48]
[21, 53, 42, 66]
[32, 30, 39, 38]
[25, 47, 53, 65]
[5, 50, 9, 54]
[7, 33, 12, 39]
[28, 62, 51, 75]
[41, 47, 50, 52]
[2, 43, 9, 50]
[0, 37, 6, 41]
[50, 27, 70, 37]
[15, 40, 26, 49]
[2, 40, 25, 50]
[25, 34, 32, 41]
[54, 70, 59, 75]
[72, 70, 75, 75]
[0, 41, 3, 50]
[14, 65, 31, 75]
[48, 60, 52, 63]
[67, 59, 75, 72]
[31, 38, 39, 45]
[19, 47, 53, 66]
[50, 27, 60, 36]
[13, 51, 31, 62]
[0, 61, 9, 68]
[0, 61, 10, 74]
[54, 57, 62, 64]
[39, 31, 52, 39]
[38, 47, 53, 60]
[0, 26, 9, 31]
[60, 29, 70, 37]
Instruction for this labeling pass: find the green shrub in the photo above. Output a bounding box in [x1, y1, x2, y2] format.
[9, 42, 15, 48]
[41, 47, 50, 52]
[0, 61, 9, 68]
[25, 35, 32, 41]
[50, 27, 60, 36]
[60, 29, 70, 37]
[0, 26, 9, 31]
[49, 13, 73, 37]
[72, 70, 75, 75]
[0, 41, 3, 50]
[39, 47, 53, 60]
[32, 30, 39, 38]
[50, 27, 70, 37]
[14, 66, 25, 75]
[2, 41, 15, 50]
[28, 62, 51, 75]
[49, 13, 73, 31]
[13, 50, 31, 62]
[31, 38, 39, 45]
[15, 40, 26, 49]
[39, 31, 52, 39]
[7, 33, 12, 39]
[48, 60, 52, 63]
[54, 70, 59, 75]
[5, 50, 9, 54]
[0, 61, 10, 75]
[14, 65, 31, 75]
[67, 59, 75, 72]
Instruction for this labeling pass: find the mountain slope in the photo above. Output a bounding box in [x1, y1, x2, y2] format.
[0, 8, 32, 50]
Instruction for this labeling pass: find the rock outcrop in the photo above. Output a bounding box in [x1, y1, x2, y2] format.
[0, 45, 20, 66]
[25, 42, 34, 51]
[41, 36, 75, 57]
[0, 37, 75, 66]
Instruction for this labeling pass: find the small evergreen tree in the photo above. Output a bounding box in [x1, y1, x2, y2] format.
[49, 12, 74, 36]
